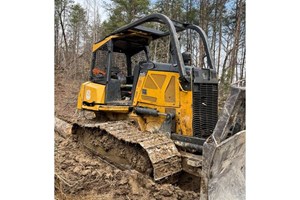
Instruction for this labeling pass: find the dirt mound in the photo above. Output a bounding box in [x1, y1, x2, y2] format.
[55, 132, 199, 199]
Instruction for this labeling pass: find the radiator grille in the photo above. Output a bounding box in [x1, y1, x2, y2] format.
[193, 83, 218, 138]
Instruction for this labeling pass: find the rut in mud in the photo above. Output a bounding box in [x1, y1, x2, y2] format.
[55, 132, 200, 200]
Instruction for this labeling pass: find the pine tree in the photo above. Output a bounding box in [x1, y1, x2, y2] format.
[102, 0, 150, 35]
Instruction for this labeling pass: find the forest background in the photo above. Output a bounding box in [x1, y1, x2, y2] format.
[55, 0, 246, 100]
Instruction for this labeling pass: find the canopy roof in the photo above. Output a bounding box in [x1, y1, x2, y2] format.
[92, 19, 189, 55]
[91, 13, 215, 80]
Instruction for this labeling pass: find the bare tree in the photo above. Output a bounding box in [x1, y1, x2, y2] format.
[228, 0, 244, 83]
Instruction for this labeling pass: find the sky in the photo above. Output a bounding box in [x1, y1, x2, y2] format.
[74, 0, 110, 22]
[74, 0, 158, 23]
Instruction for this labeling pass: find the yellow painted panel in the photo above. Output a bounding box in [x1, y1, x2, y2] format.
[77, 82, 106, 112]
[165, 76, 175, 102]
[77, 81, 90, 109]
[176, 90, 193, 136]
[132, 70, 193, 136]
[141, 95, 157, 102]
[82, 103, 129, 113]
[135, 71, 179, 107]
[144, 76, 157, 89]
[92, 32, 152, 53]
[131, 70, 195, 136]
[82, 82, 106, 104]
[151, 74, 166, 88]
[92, 35, 119, 52]
[133, 76, 145, 106]
[144, 115, 166, 133]
[82, 104, 99, 111]
[98, 105, 129, 113]
[137, 79, 143, 88]
[130, 104, 168, 133]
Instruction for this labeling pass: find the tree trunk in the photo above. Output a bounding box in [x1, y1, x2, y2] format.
[211, 0, 219, 61]
[229, 0, 243, 83]
[217, 0, 225, 75]
[55, 16, 59, 68]
[55, 117, 76, 138]
[240, 45, 245, 80]
[199, 0, 209, 68]
[59, 12, 68, 55]
[220, 48, 233, 84]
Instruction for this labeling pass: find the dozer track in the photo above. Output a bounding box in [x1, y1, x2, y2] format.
[73, 120, 182, 181]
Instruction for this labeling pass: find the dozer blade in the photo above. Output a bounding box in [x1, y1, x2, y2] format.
[200, 84, 246, 200]
[203, 131, 245, 200]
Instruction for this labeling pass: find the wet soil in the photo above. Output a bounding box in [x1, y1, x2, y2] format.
[55, 132, 199, 199]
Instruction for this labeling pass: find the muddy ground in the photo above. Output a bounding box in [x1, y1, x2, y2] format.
[55, 72, 200, 199]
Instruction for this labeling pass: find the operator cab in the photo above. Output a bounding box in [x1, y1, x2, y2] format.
[90, 26, 167, 105]
[90, 21, 217, 107]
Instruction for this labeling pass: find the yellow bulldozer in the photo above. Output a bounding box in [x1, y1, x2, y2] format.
[74, 13, 245, 199]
